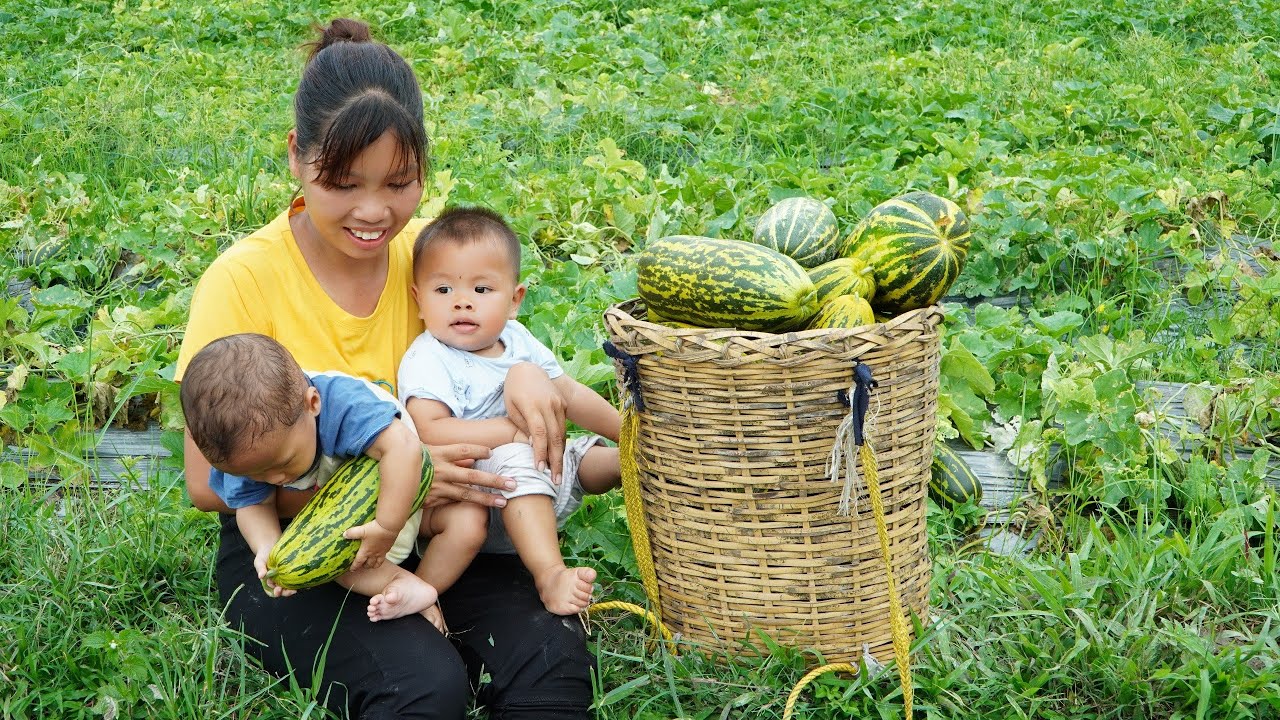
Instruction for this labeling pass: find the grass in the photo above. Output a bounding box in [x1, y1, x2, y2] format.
[0, 480, 318, 718]
[3, 0, 1280, 717]
[8, 480, 1280, 718]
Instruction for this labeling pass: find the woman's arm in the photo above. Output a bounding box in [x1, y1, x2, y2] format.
[186, 418, 512, 515]
[179, 262, 316, 513]
[552, 375, 622, 443]
[184, 429, 229, 513]
[504, 362, 567, 478]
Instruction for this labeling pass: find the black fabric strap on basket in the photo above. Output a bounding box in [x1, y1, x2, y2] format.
[836, 363, 878, 447]
[602, 340, 645, 412]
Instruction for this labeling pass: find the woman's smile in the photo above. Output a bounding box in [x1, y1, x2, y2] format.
[346, 226, 389, 250]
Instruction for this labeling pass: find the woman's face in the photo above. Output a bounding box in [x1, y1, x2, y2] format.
[288, 130, 423, 262]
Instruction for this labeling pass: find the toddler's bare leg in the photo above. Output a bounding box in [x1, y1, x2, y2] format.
[577, 446, 620, 495]
[502, 494, 594, 615]
[339, 564, 438, 623]
[417, 502, 489, 593]
[415, 502, 488, 633]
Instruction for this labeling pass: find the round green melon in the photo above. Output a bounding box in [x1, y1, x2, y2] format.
[839, 191, 971, 315]
[808, 257, 877, 306]
[807, 294, 875, 330]
[644, 308, 703, 329]
[752, 197, 840, 268]
[929, 443, 983, 508]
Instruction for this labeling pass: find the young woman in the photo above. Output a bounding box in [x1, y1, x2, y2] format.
[176, 18, 592, 719]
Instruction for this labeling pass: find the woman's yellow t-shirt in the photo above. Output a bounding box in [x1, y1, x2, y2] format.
[175, 202, 427, 392]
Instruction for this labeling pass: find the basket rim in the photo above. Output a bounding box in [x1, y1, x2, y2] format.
[606, 298, 943, 342]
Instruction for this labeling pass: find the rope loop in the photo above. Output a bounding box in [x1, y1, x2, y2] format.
[586, 600, 676, 652]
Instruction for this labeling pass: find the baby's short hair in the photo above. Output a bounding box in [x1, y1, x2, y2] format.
[413, 206, 521, 280]
[180, 333, 309, 465]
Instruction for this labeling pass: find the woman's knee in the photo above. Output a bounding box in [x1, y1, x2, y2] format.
[474, 612, 595, 718]
[357, 649, 469, 719]
[347, 619, 470, 719]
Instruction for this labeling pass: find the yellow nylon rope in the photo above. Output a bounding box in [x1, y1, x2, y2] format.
[585, 406, 674, 649]
[782, 663, 859, 719]
[585, 600, 674, 645]
[782, 441, 913, 720]
[615, 404, 665, 633]
[861, 441, 914, 718]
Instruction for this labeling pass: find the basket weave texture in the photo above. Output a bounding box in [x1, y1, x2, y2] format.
[605, 299, 942, 662]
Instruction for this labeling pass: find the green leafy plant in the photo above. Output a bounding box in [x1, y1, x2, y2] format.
[6, 0, 1280, 716]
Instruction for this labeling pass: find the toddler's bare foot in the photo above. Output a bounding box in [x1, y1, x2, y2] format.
[367, 575, 439, 622]
[534, 565, 596, 615]
[422, 603, 447, 634]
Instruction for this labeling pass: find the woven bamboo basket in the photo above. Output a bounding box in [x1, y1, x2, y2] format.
[604, 299, 941, 663]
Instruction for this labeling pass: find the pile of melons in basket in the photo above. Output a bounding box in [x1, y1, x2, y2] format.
[636, 191, 972, 332]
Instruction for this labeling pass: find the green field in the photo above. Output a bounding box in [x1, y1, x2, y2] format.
[3, 0, 1280, 717]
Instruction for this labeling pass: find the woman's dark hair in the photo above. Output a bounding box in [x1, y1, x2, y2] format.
[295, 18, 428, 187]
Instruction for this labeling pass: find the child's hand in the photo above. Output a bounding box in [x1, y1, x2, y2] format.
[255, 545, 297, 598]
[343, 520, 399, 569]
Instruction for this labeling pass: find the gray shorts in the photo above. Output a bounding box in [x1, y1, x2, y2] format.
[477, 435, 603, 555]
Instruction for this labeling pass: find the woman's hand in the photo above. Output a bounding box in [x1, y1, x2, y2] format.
[504, 362, 568, 482]
[423, 443, 517, 509]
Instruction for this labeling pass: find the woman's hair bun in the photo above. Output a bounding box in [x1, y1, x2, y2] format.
[306, 18, 372, 60]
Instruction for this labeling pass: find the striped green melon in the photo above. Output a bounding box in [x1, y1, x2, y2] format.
[266, 452, 434, 590]
[637, 235, 820, 331]
[808, 257, 877, 306]
[807, 294, 875, 329]
[644, 308, 703, 329]
[18, 237, 66, 267]
[929, 443, 982, 508]
[751, 197, 840, 268]
[839, 191, 971, 315]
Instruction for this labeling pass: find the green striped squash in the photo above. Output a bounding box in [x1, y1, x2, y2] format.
[644, 308, 703, 328]
[637, 235, 820, 331]
[807, 294, 875, 329]
[929, 443, 983, 508]
[839, 191, 972, 315]
[18, 237, 66, 267]
[808, 256, 877, 306]
[266, 452, 434, 590]
[751, 197, 840, 268]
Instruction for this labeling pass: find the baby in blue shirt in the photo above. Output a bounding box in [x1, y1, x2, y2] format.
[181, 332, 442, 629]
